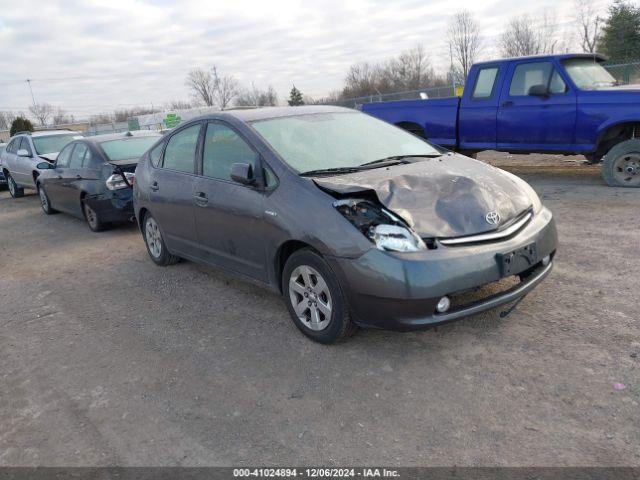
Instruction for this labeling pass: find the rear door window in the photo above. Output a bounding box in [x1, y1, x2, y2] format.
[472, 67, 499, 99]
[69, 143, 88, 168]
[163, 124, 201, 173]
[509, 62, 553, 96]
[56, 144, 75, 168]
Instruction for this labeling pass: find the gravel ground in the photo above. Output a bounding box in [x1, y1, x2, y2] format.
[0, 155, 638, 466]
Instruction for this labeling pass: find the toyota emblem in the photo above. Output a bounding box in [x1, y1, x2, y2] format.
[485, 211, 500, 225]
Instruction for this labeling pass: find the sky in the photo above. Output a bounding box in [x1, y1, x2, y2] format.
[0, 0, 612, 120]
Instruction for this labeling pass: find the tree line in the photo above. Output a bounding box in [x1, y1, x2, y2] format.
[2, 0, 639, 129]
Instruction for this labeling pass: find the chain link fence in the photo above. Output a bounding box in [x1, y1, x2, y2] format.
[603, 61, 640, 84]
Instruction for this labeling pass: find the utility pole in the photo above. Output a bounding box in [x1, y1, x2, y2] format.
[26, 79, 37, 109]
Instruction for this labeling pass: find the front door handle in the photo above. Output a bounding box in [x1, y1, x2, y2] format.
[501, 101, 514, 107]
[75, 174, 82, 180]
[150, 181, 159, 191]
[57, 174, 63, 179]
[194, 192, 208, 206]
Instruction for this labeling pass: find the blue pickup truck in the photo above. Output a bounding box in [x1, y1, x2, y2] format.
[363, 53, 640, 187]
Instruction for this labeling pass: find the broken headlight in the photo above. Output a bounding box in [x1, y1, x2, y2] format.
[334, 198, 426, 252]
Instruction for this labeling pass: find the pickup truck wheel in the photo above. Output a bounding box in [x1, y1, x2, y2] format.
[602, 139, 640, 187]
[7, 174, 24, 198]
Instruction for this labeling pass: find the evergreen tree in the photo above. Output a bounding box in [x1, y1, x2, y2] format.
[10, 117, 35, 137]
[288, 85, 304, 106]
[598, 0, 640, 63]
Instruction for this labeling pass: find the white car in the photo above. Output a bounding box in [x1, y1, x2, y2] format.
[0, 130, 82, 198]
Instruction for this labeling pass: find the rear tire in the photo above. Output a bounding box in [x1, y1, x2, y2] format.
[83, 201, 107, 232]
[602, 139, 640, 187]
[6, 174, 24, 198]
[142, 212, 179, 266]
[282, 248, 356, 344]
[37, 184, 57, 215]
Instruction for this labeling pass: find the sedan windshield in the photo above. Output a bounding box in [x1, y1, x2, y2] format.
[33, 134, 78, 155]
[100, 137, 158, 161]
[563, 58, 617, 89]
[250, 112, 440, 174]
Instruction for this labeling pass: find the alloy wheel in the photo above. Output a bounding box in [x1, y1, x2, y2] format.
[613, 153, 640, 187]
[145, 216, 162, 258]
[39, 187, 49, 211]
[8, 176, 15, 196]
[288, 265, 333, 331]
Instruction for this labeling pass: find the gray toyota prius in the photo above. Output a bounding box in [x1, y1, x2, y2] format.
[133, 106, 557, 343]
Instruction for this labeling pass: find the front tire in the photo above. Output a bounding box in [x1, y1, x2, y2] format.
[282, 248, 355, 344]
[38, 184, 57, 215]
[602, 139, 640, 187]
[142, 212, 179, 266]
[6, 174, 24, 198]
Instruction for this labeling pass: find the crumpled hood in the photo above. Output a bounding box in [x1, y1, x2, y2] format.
[314, 154, 533, 238]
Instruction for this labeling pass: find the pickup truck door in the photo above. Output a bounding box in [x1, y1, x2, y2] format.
[497, 60, 577, 151]
[458, 64, 503, 150]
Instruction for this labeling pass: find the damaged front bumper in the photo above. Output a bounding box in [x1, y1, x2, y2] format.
[327, 207, 558, 331]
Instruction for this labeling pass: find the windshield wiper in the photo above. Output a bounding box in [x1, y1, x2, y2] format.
[300, 166, 363, 177]
[360, 154, 442, 166]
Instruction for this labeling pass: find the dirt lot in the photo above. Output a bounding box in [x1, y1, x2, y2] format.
[0, 153, 638, 466]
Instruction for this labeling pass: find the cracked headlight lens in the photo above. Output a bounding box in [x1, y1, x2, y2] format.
[368, 224, 426, 252]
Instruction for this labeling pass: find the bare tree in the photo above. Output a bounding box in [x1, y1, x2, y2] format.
[576, 0, 602, 52]
[28, 103, 54, 126]
[235, 84, 278, 107]
[447, 11, 482, 82]
[186, 68, 216, 106]
[500, 14, 562, 57]
[53, 108, 74, 125]
[0, 111, 19, 130]
[383, 45, 438, 90]
[166, 100, 195, 110]
[212, 66, 239, 109]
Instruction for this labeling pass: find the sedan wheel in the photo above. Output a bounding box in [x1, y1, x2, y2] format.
[289, 265, 333, 331]
[7, 174, 24, 198]
[38, 185, 56, 215]
[83, 202, 105, 232]
[143, 213, 179, 266]
[283, 248, 355, 343]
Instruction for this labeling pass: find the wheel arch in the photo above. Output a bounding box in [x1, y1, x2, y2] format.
[594, 121, 640, 156]
[274, 240, 321, 294]
[395, 121, 426, 138]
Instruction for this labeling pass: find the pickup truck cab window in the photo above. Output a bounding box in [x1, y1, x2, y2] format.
[472, 67, 499, 99]
[548, 70, 567, 94]
[509, 62, 554, 96]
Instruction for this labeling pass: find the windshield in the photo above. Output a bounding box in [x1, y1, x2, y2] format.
[33, 134, 78, 155]
[250, 112, 440, 174]
[563, 58, 617, 89]
[100, 137, 159, 161]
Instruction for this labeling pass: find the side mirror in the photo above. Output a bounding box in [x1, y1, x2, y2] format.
[230, 162, 255, 185]
[36, 161, 53, 170]
[528, 84, 549, 97]
[17, 149, 30, 157]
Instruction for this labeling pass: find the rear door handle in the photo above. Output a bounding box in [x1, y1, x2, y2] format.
[194, 192, 208, 206]
[75, 174, 82, 180]
[57, 175, 63, 179]
[150, 181, 159, 191]
[501, 101, 514, 107]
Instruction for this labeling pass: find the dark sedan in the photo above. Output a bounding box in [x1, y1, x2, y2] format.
[133, 106, 557, 343]
[36, 131, 161, 231]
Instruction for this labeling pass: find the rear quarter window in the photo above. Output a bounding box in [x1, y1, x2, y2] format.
[472, 67, 499, 99]
[149, 142, 165, 168]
